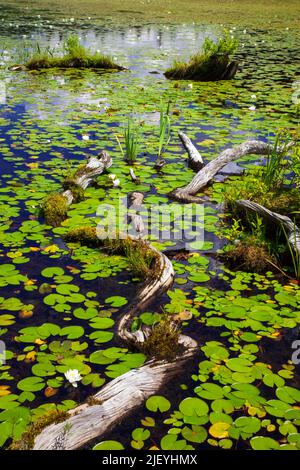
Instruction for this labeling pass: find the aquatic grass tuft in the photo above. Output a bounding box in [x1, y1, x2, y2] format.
[25, 35, 123, 70]
[158, 101, 171, 160]
[282, 223, 300, 280]
[116, 118, 140, 164]
[261, 131, 291, 189]
[139, 318, 183, 360]
[165, 30, 238, 81]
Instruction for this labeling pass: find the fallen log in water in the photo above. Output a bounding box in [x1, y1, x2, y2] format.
[62, 150, 112, 204]
[237, 199, 300, 255]
[32, 189, 198, 450]
[42, 151, 112, 226]
[178, 131, 204, 171]
[170, 140, 270, 202]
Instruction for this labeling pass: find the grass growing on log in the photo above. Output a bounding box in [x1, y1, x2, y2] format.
[41, 193, 69, 227]
[165, 30, 238, 81]
[65, 227, 159, 279]
[10, 409, 69, 450]
[139, 319, 183, 360]
[62, 178, 85, 202]
[25, 35, 123, 70]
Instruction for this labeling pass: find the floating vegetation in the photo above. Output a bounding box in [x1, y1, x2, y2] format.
[165, 30, 239, 81]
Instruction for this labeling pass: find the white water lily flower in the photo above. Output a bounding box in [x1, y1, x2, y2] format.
[251, 94, 257, 100]
[248, 105, 256, 111]
[65, 369, 82, 387]
[82, 134, 89, 141]
[188, 83, 193, 89]
[108, 173, 116, 180]
[113, 178, 120, 187]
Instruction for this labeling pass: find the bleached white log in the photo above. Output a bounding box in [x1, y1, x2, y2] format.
[62, 150, 112, 204]
[171, 140, 270, 202]
[178, 131, 204, 171]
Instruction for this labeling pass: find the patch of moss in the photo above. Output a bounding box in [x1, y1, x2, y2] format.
[42, 193, 69, 227]
[87, 396, 103, 406]
[139, 319, 183, 360]
[10, 409, 69, 450]
[62, 178, 85, 203]
[224, 173, 300, 223]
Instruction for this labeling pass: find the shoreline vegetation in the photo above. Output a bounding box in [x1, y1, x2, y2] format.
[23, 35, 124, 71]
[2, 0, 300, 28]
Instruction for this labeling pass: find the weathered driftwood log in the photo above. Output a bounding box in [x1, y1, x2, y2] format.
[237, 199, 300, 255]
[33, 345, 197, 450]
[33, 192, 198, 450]
[63, 150, 112, 204]
[178, 131, 204, 171]
[170, 140, 270, 202]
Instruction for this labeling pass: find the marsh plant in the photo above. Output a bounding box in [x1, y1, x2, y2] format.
[165, 30, 239, 81]
[25, 35, 122, 70]
[157, 101, 171, 161]
[261, 131, 291, 189]
[116, 118, 140, 164]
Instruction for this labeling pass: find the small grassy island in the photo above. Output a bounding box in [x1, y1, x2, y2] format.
[165, 30, 239, 81]
[24, 35, 124, 71]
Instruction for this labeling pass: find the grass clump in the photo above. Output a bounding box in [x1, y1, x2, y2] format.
[65, 227, 159, 279]
[139, 319, 182, 360]
[10, 409, 69, 450]
[116, 118, 140, 164]
[165, 30, 238, 81]
[42, 193, 69, 227]
[26, 35, 123, 71]
[220, 236, 276, 273]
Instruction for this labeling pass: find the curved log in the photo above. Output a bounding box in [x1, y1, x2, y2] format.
[178, 131, 204, 171]
[170, 140, 270, 202]
[237, 199, 300, 255]
[34, 341, 197, 450]
[32, 189, 198, 450]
